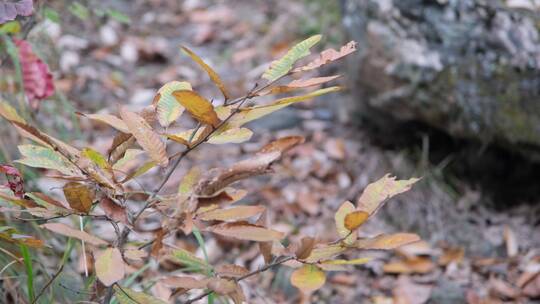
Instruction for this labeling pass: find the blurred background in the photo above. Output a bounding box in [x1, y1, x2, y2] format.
[1, 0, 540, 303]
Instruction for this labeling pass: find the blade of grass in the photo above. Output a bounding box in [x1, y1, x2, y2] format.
[192, 227, 215, 304]
[20, 244, 35, 302]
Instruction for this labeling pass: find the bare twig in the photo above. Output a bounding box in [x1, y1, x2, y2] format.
[185, 256, 294, 304]
[31, 265, 64, 304]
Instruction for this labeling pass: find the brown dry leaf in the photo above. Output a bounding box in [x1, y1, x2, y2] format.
[357, 174, 420, 215]
[383, 257, 435, 274]
[118, 106, 169, 167]
[261, 75, 341, 95]
[172, 90, 220, 127]
[293, 40, 357, 72]
[290, 264, 326, 293]
[108, 132, 135, 164]
[151, 228, 166, 258]
[344, 211, 369, 231]
[393, 275, 432, 304]
[63, 182, 95, 213]
[295, 237, 317, 260]
[215, 264, 249, 278]
[256, 211, 273, 264]
[489, 277, 520, 299]
[161, 276, 209, 289]
[100, 198, 128, 225]
[206, 221, 284, 242]
[258, 136, 305, 154]
[78, 112, 130, 133]
[354, 233, 421, 250]
[207, 278, 237, 295]
[198, 205, 265, 222]
[324, 138, 346, 160]
[95, 247, 125, 286]
[181, 46, 230, 100]
[31, 192, 70, 210]
[124, 249, 147, 261]
[41, 223, 108, 246]
[522, 273, 540, 298]
[195, 151, 281, 197]
[439, 247, 464, 266]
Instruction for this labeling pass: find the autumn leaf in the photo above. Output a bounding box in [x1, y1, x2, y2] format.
[78, 113, 130, 133]
[198, 205, 265, 222]
[0, 100, 25, 123]
[354, 233, 421, 250]
[295, 237, 317, 260]
[357, 174, 420, 215]
[181, 46, 230, 100]
[303, 244, 346, 263]
[334, 201, 356, 245]
[344, 210, 369, 231]
[152, 81, 192, 127]
[293, 40, 357, 72]
[262, 35, 322, 81]
[172, 90, 221, 127]
[0, 164, 24, 198]
[63, 182, 95, 213]
[208, 278, 237, 295]
[206, 222, 284, 242]
[321, 257, 372, 265]
[260, 75, 341, 95]
[15, 144, 80, 176]
[100, 198, 128, 224]
[119, 106, 169, 167]
[95, 247, 125, 286]
[161, 276, 209, 289]
[81, 148, 111, 171]
[215, 264, 249, 278]
[15, 39, 55, 108]
[258, 136, 305, 154]
[178, 166, 201, 195]
[290, 264, 326, 293]
[41, 223, 108, 246]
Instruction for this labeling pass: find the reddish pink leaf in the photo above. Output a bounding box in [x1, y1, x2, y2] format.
[15, 39, 54, 109]
[0, 164, 24, 198]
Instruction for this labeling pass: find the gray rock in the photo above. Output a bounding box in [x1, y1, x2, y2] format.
[342, 0, 540, 159]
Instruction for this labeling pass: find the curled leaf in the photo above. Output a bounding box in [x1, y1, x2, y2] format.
[0, 164, 24, 198]
[295, 237, 317, 260]
[357, 174, 420, 215]
[334, 201, 356, 245]
[152, 81, 192, 127]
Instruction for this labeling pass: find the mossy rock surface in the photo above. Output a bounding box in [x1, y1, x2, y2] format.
[342, 0, 540, 159]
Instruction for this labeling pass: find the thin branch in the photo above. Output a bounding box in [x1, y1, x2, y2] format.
[31, 265, 64, 304]
[185, 256, 294, 304]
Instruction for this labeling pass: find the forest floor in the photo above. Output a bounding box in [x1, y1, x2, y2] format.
[2, 0, 540, 303]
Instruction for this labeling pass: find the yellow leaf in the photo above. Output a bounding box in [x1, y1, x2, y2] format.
[262, 35, 322, 81]
[208, 127, 253, 144]
[181, 46, 230, 100]
[198, 205, 265, 222]
[206, 222, 284, 242]
[172, 90, 221, 127]
[81, 148, 111, 171]
[290, 264, 326, 293]
[152, 81, 192, 127]
[119, 106, 169, 167]
[354, 233, 421, 250]
[344, 210, 369, 231]
[227, 86, 340, 127]
[41, 223, 108, 246]
[63, 182, 95, 213]
[321, 257, 372, 265]
[357, 174, 420, 215]
[95, 247, 125, 286]
[0, 100, 25, 123]
[334, 201, 356, 245]
[304, 244, 346, 263]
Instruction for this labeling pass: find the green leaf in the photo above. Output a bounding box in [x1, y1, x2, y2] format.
[68, 2, 90, 21]
[0, 21, 21, 34]
[113, 286, 167, 304]
[262, 35, 322, 81]
[106, 8, 131, 24]
[172, 248, 212, 274]
[15, 145, 79, 176]
[43, 8, 61, 23]
[153, 81, 192, 127]
[81, 148, 110, 170]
